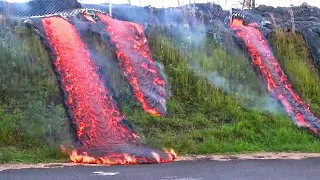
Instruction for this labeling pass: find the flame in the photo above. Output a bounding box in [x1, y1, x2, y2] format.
[96, 13, 168, 117]
[165, 148, 177, 160]
[69, 149, 176, 165]
[231, 18, 320, 133]
[39, 15, 176, 165]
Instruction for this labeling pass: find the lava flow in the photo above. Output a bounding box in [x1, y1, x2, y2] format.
[230, 17, 320, 133]
[28, 15, 176, 165]
[96, 12, 169, 117]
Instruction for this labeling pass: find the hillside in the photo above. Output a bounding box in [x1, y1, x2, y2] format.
[1, 2, 320, 163]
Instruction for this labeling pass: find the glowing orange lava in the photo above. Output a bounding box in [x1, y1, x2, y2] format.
[39, 15, 176, 165]
[97, 13, 168, 117]
[69, 148, 177, 165]
[231, 18, 320, 133]
[42, 16, 136, 148]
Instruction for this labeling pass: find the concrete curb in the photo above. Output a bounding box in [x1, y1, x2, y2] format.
[2, 152, 320, 171]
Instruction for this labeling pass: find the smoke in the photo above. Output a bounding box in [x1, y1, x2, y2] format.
[78, 3, 285, 115]
[0, 1, 32, 16]
[189, 61, 284, 114]
[157, 12, 285, 114]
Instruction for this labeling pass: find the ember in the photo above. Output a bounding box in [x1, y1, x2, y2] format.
[230, 17, 320, 133]
[27, 15, 176, 165]
[96, 13, 169, 117]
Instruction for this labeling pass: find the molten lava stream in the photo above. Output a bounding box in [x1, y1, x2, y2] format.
[39, 16, 176, 165]
[96, 12, 168, 117]
[230, 18, 320, 133]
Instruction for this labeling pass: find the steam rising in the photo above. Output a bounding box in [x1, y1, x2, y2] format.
[154, 9, 284, 114]
[190, 62, 284, 114]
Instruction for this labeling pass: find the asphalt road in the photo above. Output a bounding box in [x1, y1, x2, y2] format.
[2, 158, 320, 180]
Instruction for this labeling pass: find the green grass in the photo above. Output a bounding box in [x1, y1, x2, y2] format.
[0, 146, 68, 164]
[1, 24, 320, 164]
[270, 30, 320, 117]
[0, 25, 71, 163]
[121, 28, 320, 154]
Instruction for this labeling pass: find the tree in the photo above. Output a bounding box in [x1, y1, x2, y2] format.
[289, 4, 296, 34]
[242, 0, 255, 9]
[108, 0, 112, 17]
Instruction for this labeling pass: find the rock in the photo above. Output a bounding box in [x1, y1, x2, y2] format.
[249, 4, 320, 69]
[1, 1, 320, 69]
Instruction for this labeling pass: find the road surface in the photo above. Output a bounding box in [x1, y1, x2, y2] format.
[2, 157, 320, 180]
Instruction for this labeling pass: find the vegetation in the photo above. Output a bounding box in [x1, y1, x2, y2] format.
[0, 25, 70, 163]
[123, 27, 320, 154]
[270, 30, 320, 117]
[1, 23, 320, 163]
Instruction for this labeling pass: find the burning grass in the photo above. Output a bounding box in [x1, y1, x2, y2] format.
[1, 23, 320, 164]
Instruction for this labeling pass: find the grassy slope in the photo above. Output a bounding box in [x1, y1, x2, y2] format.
[0, 25, 69, 163]
[270, 30, 320, 117]
[1, 25, 320, 163]
[124, 28, 320, 154]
